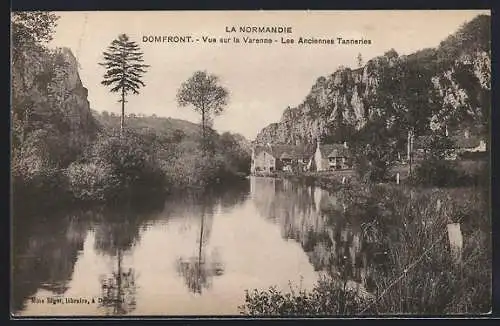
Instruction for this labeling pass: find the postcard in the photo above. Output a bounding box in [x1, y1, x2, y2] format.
[10, 10, 491, 317]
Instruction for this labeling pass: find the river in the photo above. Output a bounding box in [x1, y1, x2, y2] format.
[12, 177, 376, 316]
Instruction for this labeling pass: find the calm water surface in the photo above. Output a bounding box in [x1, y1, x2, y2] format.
[12, 177, 375, 316]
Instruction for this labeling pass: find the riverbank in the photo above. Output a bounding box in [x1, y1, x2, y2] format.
[241, 162, 490, 315]
[239, 180, 490, 315]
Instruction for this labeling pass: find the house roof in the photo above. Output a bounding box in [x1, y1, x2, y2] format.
[254, 144, 315, 160]
[318, 144, 351, 158]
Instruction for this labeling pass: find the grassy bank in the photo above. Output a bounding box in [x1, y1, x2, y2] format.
[241, 165, 490, 315]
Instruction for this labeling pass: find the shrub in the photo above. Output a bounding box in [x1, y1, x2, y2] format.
[66, 162, 121, 201]
[412, 159, 459, 187]
[11, 146, 69, 207]
[354, 158, 392, 184]
[72, 132, 166, 201]
[349, 118, 398, 184]
[161, 146, 245, 190]
[239, 276, 366, 316]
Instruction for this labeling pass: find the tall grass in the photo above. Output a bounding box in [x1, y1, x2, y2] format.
[239, 183, 491, 315]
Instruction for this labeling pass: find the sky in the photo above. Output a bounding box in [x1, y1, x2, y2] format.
[48, 10, 489, 140]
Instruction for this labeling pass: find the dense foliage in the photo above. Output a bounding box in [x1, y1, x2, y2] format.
[11, 12, 91, 208]
[240, 277, 363, 316]
[66, 131, 166, 202]
[349, 118, 399, 183]
[92, 112, 251, 191]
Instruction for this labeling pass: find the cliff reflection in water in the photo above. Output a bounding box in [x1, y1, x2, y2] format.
[250, 177, 377, 292]
[11, 196, 166, 316]
[11, 211, 90, 313]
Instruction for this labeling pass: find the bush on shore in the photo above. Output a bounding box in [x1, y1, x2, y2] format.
[66, 132, 166, 202]
[411, 159, 459, 187]
[411, 158, 488, 188]
[66, 161, 121, 202]
[239, 276, 365, 316]
[161, 132, 250, 190]
[11, 135, 71, 210]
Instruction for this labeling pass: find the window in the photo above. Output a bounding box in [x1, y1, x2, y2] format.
[335, 157, 342, 169]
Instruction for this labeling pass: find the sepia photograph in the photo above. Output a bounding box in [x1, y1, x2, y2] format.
[10, 10, 491, 316]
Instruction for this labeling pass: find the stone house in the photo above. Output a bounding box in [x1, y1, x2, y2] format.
[314, 141, 352, 171]
[250, 143, 315, 174]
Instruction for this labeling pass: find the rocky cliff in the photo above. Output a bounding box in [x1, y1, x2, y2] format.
[12, 45, 98, 166]
[255, 15, 490, 145]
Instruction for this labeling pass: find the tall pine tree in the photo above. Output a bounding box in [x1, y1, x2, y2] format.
[99, 34, 149, 137]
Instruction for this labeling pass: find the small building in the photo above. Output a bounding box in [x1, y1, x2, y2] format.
[413, 129, 487, 161]
[451, 130, 487, 153]
[314, 141, 352, 171]
[251, 144, 276, 173]
[250, 143, 315, 174]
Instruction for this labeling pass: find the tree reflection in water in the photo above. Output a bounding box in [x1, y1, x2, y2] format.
[93, 201, 163, 316]
[176, 191, 225, 294]
[98, 250, 137, 315]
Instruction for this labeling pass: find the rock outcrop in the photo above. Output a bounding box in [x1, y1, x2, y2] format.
[12, 45, 98, 166]
[255, 15, 490, 145]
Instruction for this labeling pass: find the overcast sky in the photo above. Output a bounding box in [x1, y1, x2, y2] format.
[48, 10, 489, 140]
